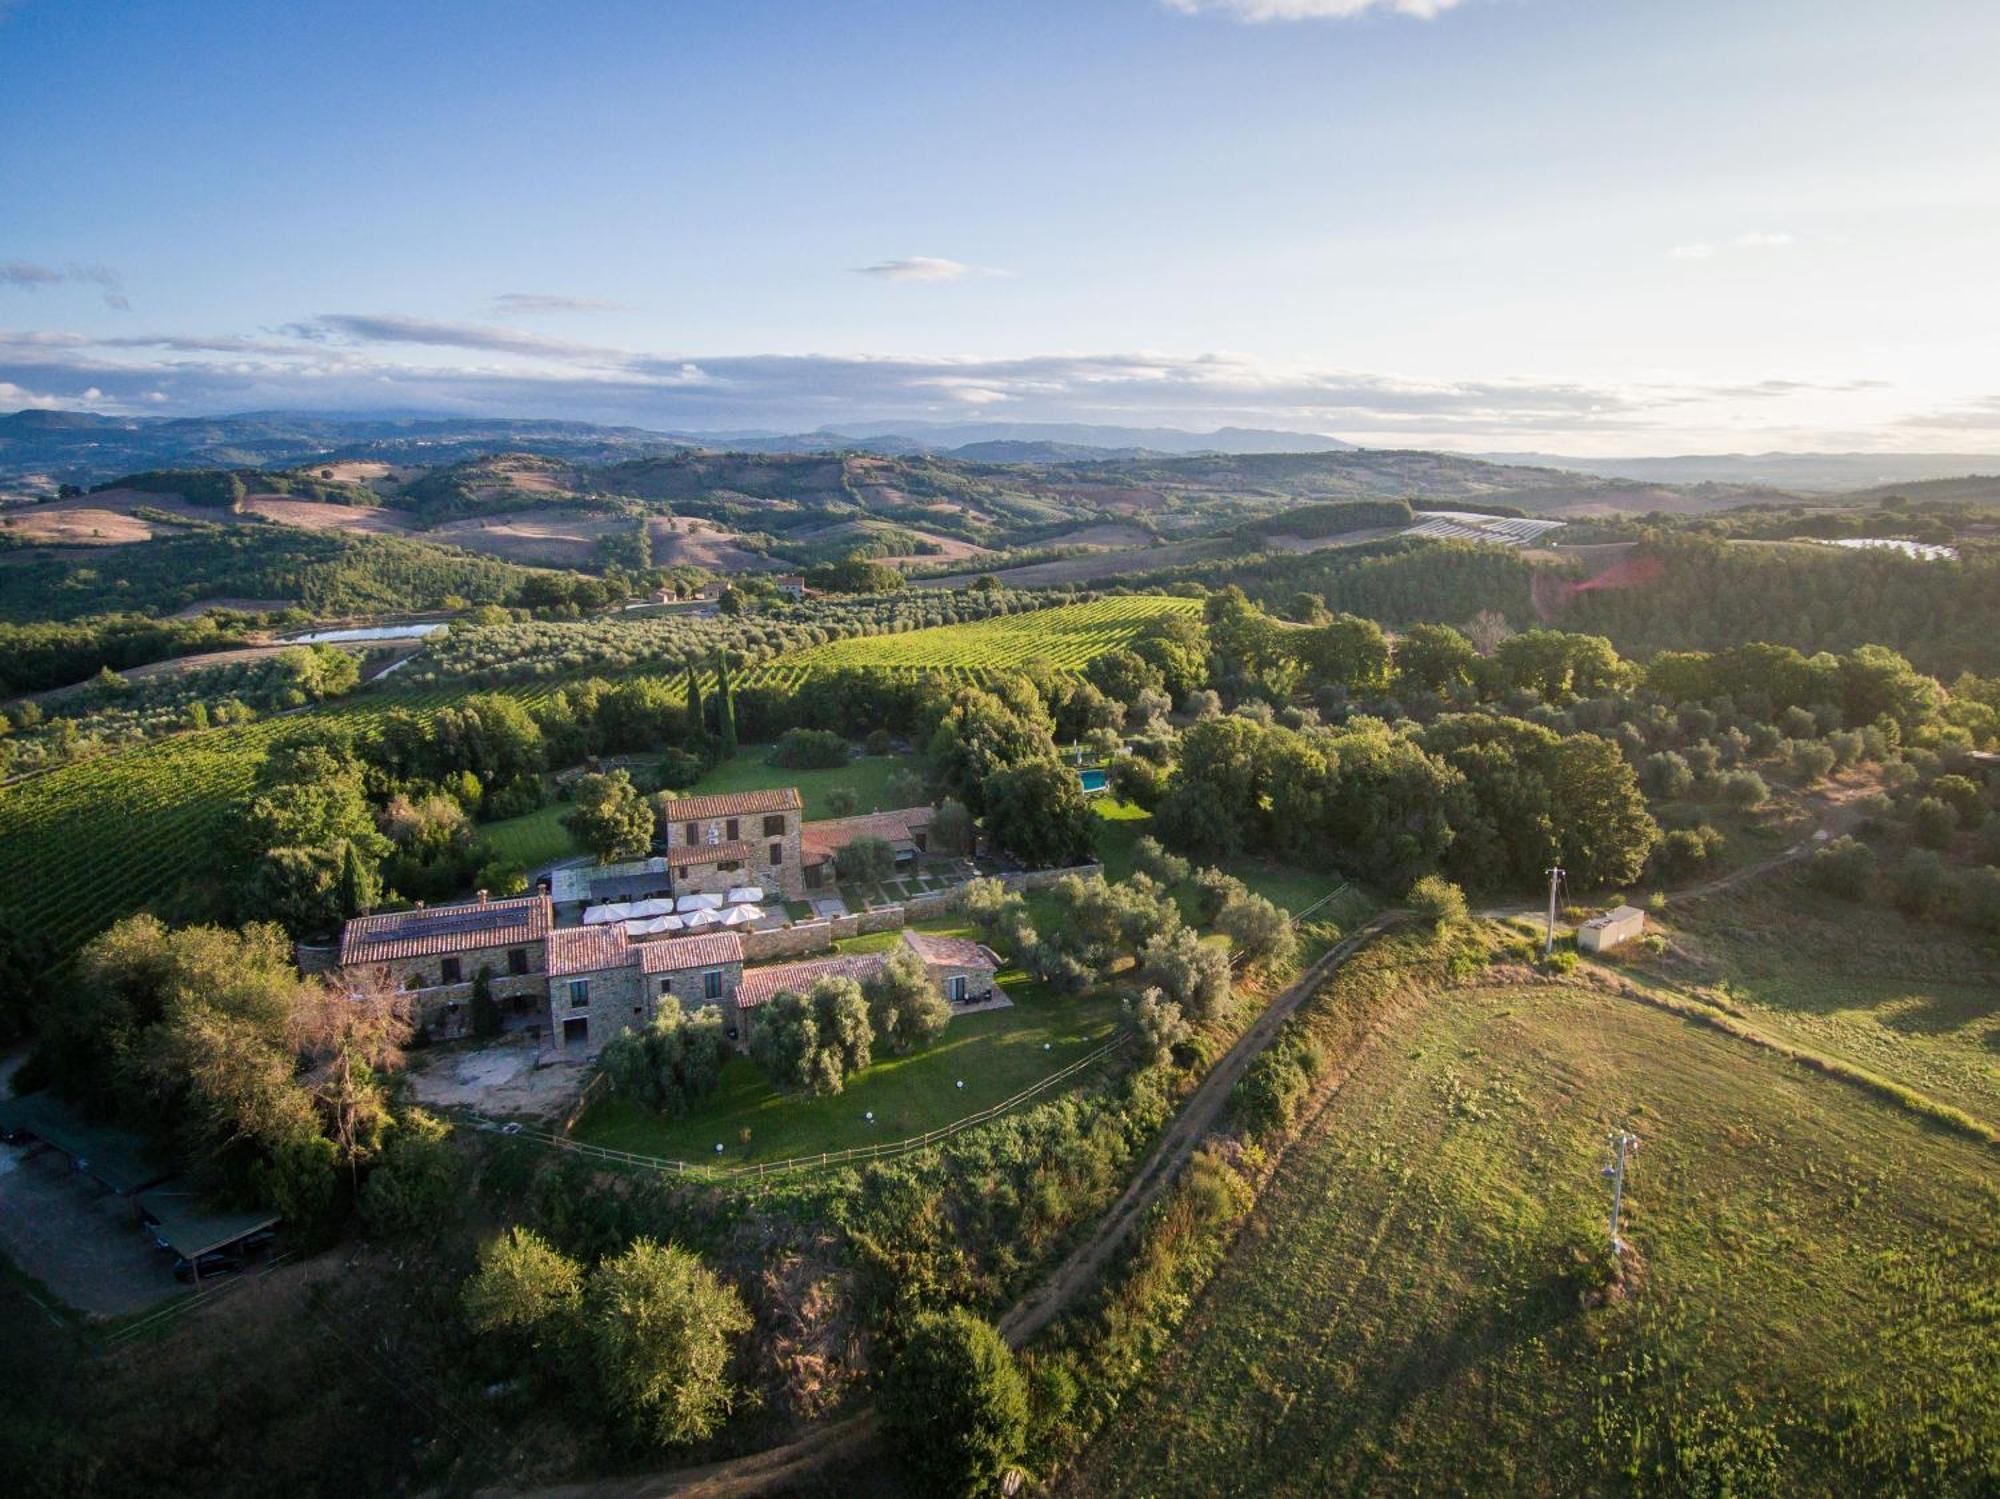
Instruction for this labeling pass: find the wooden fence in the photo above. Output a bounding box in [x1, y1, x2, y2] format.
[482, 1035, 1126, 1183]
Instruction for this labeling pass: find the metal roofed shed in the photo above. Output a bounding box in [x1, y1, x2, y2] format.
[1577, 904, 1647, 952]
[550, 857, 673, 908]
[137, 1183, 280, 1265]
[0, 1091, 171, 1195]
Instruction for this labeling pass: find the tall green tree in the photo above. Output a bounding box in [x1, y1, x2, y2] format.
[585, 1239, 753, 1447]
[713, 648, 738, 755]
[879, 1308, 1029, 1499]
[563, 770, 656, 862]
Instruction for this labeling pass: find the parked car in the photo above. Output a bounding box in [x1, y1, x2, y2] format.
[172, 1250, 242, 1283]
[237, 1228, 278, 1255]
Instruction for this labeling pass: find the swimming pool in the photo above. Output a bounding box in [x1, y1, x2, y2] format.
[1079, 767, 1108, 794]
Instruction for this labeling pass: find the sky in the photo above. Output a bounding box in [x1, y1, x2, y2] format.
[3, 0, 1998, 455]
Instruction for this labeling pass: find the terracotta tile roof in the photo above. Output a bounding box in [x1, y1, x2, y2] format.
[546, 925, 631, 977]
[734, 954, 886, 1011]
[637, 931, 745, 973]
[900, 931, 1000, 970]
[338, 894, 549, 966]
[663, 839, 757, 868]
[800, 806, 936, 862]
[663, 787, 802, 822]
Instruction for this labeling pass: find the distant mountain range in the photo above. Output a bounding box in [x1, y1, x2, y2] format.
[0, 410, 1358, 488]
[4, 407, 1998, 497]
[1475, 449, 2000, 492]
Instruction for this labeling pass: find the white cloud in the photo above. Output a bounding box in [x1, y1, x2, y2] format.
[1, 259, 129, 308]
[851, 257, 985, 282]
[1670, 231, 1797, 261]
[488, 293, 627, 315]
[0, 316, 1917, 449]
[1162, 0, 1464, 21]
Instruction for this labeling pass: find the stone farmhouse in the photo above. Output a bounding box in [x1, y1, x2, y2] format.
[335, 893, 554, 1042]
[333, 889, 1000, 1055]
[656, 788, 807, 899]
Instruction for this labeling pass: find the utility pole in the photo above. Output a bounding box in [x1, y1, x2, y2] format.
[1544, 863, 1565, 956]
[1601, 1130, 1639, 1256]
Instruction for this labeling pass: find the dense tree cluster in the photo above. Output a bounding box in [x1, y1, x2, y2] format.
[461, 1228, 752, 1448]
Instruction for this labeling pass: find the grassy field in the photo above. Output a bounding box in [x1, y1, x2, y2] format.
[676, 746, 924, 820]
[478, 800, 580, 870]
[1637, 873, 2000, 1127]
[573, 966, 1122, 1164]
[1066, 969, 2000, 1496]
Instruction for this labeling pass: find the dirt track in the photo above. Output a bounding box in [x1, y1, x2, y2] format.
[500, 916, 1400, 1499]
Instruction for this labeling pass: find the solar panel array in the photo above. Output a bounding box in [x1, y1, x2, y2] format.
[1404, 514, 1566, 548]
[379, 904, 524, 939]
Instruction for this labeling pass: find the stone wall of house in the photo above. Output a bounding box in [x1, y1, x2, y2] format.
[663, 806, 805, 898]
[548, 961, 645, 1054]
[344, 943, 548, 1043]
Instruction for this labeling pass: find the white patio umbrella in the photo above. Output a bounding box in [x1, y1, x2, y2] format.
[725, 886, 765, 905]
[720, 904, 764, 926]
[681, 907, 722, 929]
[675, 892, 725, 913]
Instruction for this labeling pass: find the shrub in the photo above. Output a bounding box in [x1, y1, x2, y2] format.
[1807, 835, 1876, 901]
[461, 1226, 583, 1349]
[1641, 750, 1694, 800]
[359, 1109, 467, 1242]
[1651, 824, 1724, 882]
[1191, 866, 1249, 925]
[1716, 769, 1770, 809]
[928, 797, 974, 856]
[596, 1000, 729, 1116]
[1132, 834, 1191, 887]
[825, 786, 858, 818]
[1131, 987, 1190, 1067]
[768, 726, 850, 770]
[879, 1308, 1029, 1499]
[1406, 875, 1468, 928]
[1929, 773, 1986, 829]
[655, 745, 706, 790]
[1910, 796, 1958, 850]
[749, 977, 873, 1096]
[1218, 889, 1298, 970]
[864, 950, 951, 1054]
[1891, 850, 1951, 919]
[585, 1238, 753, 1447]
[865, 727, 896, 756]
[1233, 1035, 1326, 1138]
[562, 770, 655, 862]
[839, 834, 896, 885]
[1138, 927, 1232, 1023]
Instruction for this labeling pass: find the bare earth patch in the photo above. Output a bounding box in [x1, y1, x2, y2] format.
[404, 1034, 590, 1117]
[430, 508, 626, 566]
[648, 515, 785, 572]
[240, 496, 413, 533]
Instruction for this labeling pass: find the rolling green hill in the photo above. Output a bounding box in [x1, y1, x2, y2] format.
[1067, 962, 1999, 1496]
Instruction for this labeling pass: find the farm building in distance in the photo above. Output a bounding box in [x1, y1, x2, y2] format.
[1577, 905, 1647, 952]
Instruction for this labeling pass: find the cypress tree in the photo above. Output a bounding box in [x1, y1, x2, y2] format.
[685, 659, 706, 738]
[715, 649, 738, 756]
[336, 839, 380, 917]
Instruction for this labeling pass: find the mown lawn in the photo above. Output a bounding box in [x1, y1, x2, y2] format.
[478, 801, 580, 870]
[679, 746, 923, 820]
[1066, 973, 2000, 1497]
[574, 969, 1122, 1165]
